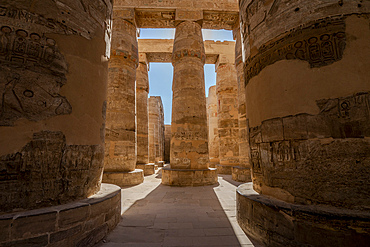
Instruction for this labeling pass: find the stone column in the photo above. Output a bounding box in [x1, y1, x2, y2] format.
[148, 96, 159, 164]
[103, 8, 143, 187]
[0, 1, 121, 245]
[135, 53, 155, 175]
[216, 61, 239, 174]
[207, 86, 220, 168]
[162, 20, 217, 186]
[231, 26, 252, 182]
[164, 124, 171, 163]
[237, 1, 370, 246]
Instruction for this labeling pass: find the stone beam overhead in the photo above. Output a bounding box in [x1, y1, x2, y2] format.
[138, 39, 235, 64]
[114, 1, 239, 29]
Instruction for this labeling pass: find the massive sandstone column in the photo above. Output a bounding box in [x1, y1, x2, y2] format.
[216, 62, 240, 174]
[232, 26, 252, 182]
[162, 21, 217, 186]
[207, 86, 220, 168]
[103, 8, 143, 186]
[135, 53, 155, 175]
[149, 96, 159, 164]
[237, 1, 370, 246]
[0, 0, 121, 245]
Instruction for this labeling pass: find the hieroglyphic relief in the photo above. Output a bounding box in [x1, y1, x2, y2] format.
[0, 131, 104, 212]
[248, 92, 370, 185]
[244, 16, 347, 86]
[0, 26, 71, 125]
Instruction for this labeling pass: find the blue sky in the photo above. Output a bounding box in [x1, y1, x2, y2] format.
[138, 28, 234, 124]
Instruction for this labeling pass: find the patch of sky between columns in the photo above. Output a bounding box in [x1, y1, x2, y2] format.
[139, 28, 234, 124]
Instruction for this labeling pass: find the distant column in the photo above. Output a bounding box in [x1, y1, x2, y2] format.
[207, 86, 220, 168]
[162, 20, 217, 186]
[232, 26, 252, 182]
[135, 53, 155, 175]
[164, 125, 171, 163]
[148, 97, 158, 164]
[216, 62, 239, 174]
[103, 8, 144, 186]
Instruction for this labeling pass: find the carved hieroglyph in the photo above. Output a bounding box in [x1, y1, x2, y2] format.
[0, 0, 113, 212]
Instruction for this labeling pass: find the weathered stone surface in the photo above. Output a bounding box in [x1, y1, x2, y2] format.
[237, 183, 370, 247]
[136, 164, 155, 176]
[164, 125, 171, 163]
[103, 169, 144, 187]
[136, 60, 149, 165]
[207, 86, 219, 167]
[0, 183, 121, 246]
[149, 96, 165, 164]
[239, 0, 370, 244]
[0, 0, 112, 213]
[164, 20, 217, 187]
[216, 62, 239, 173]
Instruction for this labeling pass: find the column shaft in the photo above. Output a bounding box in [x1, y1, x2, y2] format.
[216, 63, 239, 174]
[207, 85, 220, 167]
[103, 9, 143, 186]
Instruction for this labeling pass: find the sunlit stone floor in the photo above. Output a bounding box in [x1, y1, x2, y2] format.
[95, 168, 263, 247]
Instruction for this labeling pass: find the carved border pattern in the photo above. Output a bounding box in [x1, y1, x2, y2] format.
[244, 16, 346, 86]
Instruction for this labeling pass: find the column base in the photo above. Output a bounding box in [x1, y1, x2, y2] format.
[103, 169, 144, 187]
[136, 163, 155, 176]
[237, 183, 370, 247]
[216, 164, 233, 175]
[155, 161, 165, 167]
[232, 166, 252, 182]
[161, 166, 218, 186]
[0, 183, 121, 246]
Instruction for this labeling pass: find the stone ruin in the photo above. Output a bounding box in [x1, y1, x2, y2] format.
[0, 0, 369, 246]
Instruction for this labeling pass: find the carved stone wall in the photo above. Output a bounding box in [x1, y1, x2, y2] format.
[207, 85, 219, 167]
[238, 0, 370, 245]
[0, 0, 112, 213]
[216, 63, 239, 174]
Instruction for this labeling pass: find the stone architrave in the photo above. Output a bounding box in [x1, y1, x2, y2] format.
[237, 0, 370, 246]
[162, 20, 217, 186]
[135, 54, 155, 176]
[232, 26, 252, 182]
[207, 86, 220, 168]
[216, 61, 239, 174]
[103, 8, 144, 187]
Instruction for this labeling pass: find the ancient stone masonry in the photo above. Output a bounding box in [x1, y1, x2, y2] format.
[135, 53, 155, 176]
[162, 20, 217, 186]
[207, 86, 219, 168]
[148, 96, 165, 166]
[0, 0, 121, 245]
[232, 25, 251, 182]
[103, 7, 144, 187]
[237, 0, 370, 246]
[216, 62, 239, 175]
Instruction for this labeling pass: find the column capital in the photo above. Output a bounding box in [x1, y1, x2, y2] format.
[215, 55, 235, 72]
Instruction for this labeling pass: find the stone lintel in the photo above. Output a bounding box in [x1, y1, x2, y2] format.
[175, 9, 203, 21]
[138, 39, 235, 64]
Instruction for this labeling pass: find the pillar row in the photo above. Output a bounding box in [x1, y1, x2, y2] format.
[216, 62, 239, 174]
[103, 9, 143, 186]
[162, 20, 217, 186]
